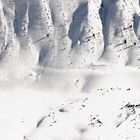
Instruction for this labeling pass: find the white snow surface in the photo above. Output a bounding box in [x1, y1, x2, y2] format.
[1, 0, 140, 140]
[1, 0, 140, 69]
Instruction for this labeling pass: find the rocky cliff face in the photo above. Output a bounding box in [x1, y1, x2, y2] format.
[1, 0, 140, 69]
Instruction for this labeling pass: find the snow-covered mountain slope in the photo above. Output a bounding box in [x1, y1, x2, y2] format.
[1, 1, 140, 140]
[0, 0, 140, 89]
[1, 87, 140, 140]
[1, 0, 140, 69]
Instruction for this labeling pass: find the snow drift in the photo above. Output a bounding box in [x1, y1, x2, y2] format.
[1, 0, 140, 140]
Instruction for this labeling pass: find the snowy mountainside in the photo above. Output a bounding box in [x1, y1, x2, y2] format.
[1, 1, 140, 140]
[1, 0, 140, 70]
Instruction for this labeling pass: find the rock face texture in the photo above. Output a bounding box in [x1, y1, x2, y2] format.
[1, 0, 140, 69]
